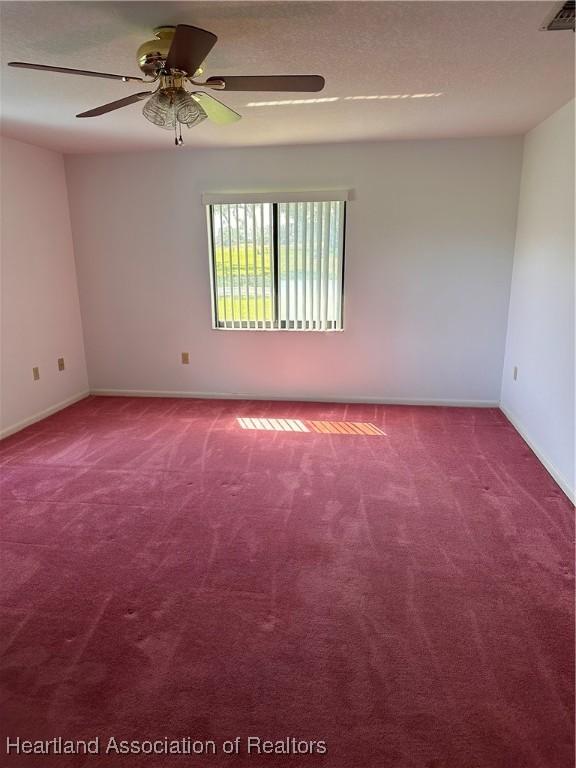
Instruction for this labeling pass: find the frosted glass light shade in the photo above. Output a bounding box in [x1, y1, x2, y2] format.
[143, 87, 207, 130]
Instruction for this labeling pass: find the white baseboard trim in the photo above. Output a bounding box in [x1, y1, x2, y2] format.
[0, 391, 90, 440]
[4, 389, 570, 501]
[500, 405, 575, 504]
[90, 388, 499, 408]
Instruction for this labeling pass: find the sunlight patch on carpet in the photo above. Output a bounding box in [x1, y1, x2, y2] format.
[236, 417, 385, 436]
[237, 417, 309, 432]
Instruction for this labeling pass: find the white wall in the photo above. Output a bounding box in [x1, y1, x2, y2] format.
[0, 137, 88, 435]
[501, 100, 575, 500]
[65, 137, 522, 405]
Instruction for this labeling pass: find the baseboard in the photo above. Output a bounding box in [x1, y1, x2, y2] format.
[90, 388, 499, 408]
[4, 388, 570, 501]
[500, 405, 575, 503]
[0, 391, 90, 440]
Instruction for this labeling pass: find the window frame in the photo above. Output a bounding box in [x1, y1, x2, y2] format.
[206, 197, 347, 332]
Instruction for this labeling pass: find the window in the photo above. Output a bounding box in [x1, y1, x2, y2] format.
[207, 197, 346, 330]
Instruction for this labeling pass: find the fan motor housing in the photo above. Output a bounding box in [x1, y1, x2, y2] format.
[137, 26, 203, 76]
[137, 26, 173, 73]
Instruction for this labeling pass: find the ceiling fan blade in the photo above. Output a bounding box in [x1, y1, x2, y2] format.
[76, 92, 152, 118]
[8, 62, 143, 82]
[165, 24, 217, 76]
[206, 75, 325, 92]
[191, 92, 241, 124]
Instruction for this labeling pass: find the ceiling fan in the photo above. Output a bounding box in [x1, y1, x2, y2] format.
[8, 24, 325, 146]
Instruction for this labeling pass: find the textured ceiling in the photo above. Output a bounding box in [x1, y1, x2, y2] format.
[0, 1, 574, 153]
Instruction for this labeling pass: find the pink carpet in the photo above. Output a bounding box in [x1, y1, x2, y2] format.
[0, 396, 573, 768]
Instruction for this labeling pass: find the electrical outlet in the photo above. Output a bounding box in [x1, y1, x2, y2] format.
[57, 357, 65, 371]
[181, 352, 190, 365]
[513, 366, 518, 381]
[32, 366, 40, 381]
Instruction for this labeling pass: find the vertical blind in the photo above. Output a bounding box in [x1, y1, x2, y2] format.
[208, 200, 346, 330]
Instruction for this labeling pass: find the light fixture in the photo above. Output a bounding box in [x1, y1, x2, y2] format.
[142, 84, 207, 145]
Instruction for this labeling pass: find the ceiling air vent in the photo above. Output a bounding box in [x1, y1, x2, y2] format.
[541, 1, 575, 31]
